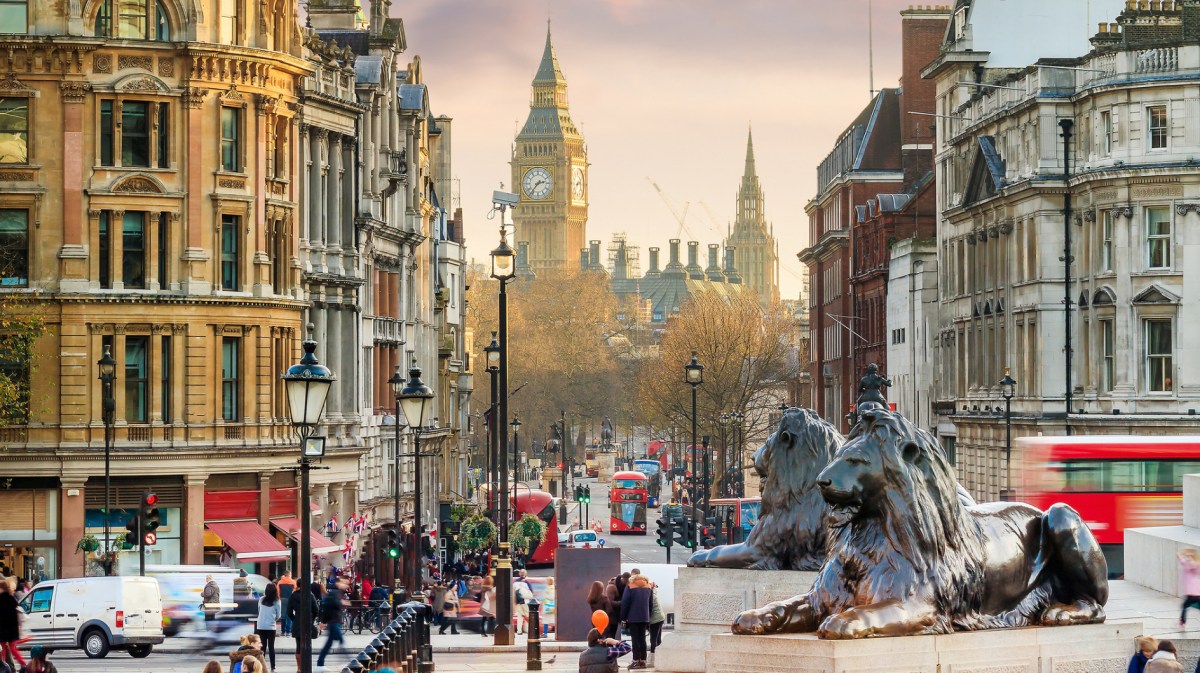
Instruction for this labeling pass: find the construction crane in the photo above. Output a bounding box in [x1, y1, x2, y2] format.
[646, 177, 697, 240]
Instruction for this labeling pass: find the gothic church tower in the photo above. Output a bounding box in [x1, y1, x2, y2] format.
[511, 26, 588, 273]
[725, 128, 779, 305]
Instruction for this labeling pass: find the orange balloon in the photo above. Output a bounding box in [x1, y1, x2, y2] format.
[592, 609, 609, 631]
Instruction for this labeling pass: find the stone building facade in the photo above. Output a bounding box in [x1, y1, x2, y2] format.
[923, 0, 1200, 501]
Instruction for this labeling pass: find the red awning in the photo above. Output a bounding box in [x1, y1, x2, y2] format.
[205, 521, 291, 561]
[270, 517, 341, 554]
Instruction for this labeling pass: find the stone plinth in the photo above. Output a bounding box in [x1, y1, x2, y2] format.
[1124, 472, 1200, 596]
[705, 621, 1142, 673]
[655, 567, 818, 673]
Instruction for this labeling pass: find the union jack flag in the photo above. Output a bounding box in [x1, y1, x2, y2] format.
[341, 535, 354, 561]
[325, 512, 340, 534]
[353, 513, 368, 534]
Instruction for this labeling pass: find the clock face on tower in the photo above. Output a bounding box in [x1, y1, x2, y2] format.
[523, 167, 553, 200]
[572, 167, 585, 200]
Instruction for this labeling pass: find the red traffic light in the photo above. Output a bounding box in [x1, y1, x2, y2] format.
[558, 463, 564, 469]
[144, 493, 158, 506]
[143, 532, 157, 545]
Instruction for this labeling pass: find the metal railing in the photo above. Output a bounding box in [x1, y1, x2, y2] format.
[340, 601, 434, 673]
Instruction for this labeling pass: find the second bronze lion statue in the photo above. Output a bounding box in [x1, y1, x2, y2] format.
[687, 407, 841, 571]
[733, 408, 1108, 639]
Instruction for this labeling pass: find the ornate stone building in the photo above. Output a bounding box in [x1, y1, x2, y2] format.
[0, 0, 367, 579]
[724, 130, 779, 307]
[511, 28, 588, 274]
[923, 0, 1200, 509]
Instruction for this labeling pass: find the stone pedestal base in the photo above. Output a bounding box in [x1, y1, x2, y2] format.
[655, 567, 818, 673]
[705, 621, 1142, 673]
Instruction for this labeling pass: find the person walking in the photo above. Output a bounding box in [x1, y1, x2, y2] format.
[1146, 640, 1183, 673]
[256, 583, 280, 672]
[619, 575, 653, 670]
[316, 578, 348, 671]
[1128, 636, 1157, 673]
[603, 577, 623, 640]
[276, 572, 297, 637]
[201, 575, 221, 629]
[286, 580, 318, 671]
[648, 577, 665, 664]
[577, 628, 631, 673]
[0, 578, 25, 671]
[1178, 550, 1200, 628]
[513, 573, 534, 635]
[477, 577, 496, 637]
[438, 587, 460, 635]
[586, 580, 610, 628]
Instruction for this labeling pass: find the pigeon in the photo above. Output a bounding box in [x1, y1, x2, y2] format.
[545, 655, 557, 664]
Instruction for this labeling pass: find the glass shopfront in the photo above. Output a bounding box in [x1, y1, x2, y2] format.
[0, 487, 59, 582]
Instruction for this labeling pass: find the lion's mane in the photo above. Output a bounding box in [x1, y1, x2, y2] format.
[823, 410, 989, 633]
[742, 407, 842, 570]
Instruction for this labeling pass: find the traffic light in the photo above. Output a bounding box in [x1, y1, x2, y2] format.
[386, 529, 402, 559]
[141, 491, 161, 545]
[123, 513, 139, 548]
[702, 516, 718, 549]
[574, 485, 583, 502]
[582, 486, 591, 504]
[656, 516, 673, 548]
[671, 516, 690, 548]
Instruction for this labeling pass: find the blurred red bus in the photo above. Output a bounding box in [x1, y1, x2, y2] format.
[610, 471, 648, 534]
[480, 486, 560, 567]
[707, 497, 762, 544]
[1020, 435, 1200, 577]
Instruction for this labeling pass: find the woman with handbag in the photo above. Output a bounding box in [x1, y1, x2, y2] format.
[438, 586, 460, 635]
[477, 577, 496, 637]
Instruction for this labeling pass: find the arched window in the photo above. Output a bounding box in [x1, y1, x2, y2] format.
[94, 0, 171, 40]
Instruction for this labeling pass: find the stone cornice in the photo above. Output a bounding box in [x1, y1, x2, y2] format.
[49, 292, 310, 310]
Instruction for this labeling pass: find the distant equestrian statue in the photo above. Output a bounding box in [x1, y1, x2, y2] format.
[601, 416, 614, 447]
[544, 422, 561, 454]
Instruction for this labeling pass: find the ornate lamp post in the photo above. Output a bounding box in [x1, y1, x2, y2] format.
[684, 351, 703, 547]
[558, 410, 567, 524]
[1000, 369, 1017, 501]
[491, 192, 518, 646]
[386, 366, 405, 593]
[396, 355, 435, 599]
[97, 346, 117, 576]
[484, 333, 500, 519]
[281, 334, 335, 673]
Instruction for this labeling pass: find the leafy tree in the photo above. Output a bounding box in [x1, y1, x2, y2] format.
[634, 289, 795, 497]
[0, 290, 45, 427]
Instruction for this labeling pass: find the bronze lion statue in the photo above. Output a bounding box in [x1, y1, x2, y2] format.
[733, 407, 1108, 639]
[687, 407, 841, 571]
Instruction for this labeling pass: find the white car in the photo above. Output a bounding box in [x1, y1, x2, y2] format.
[19, 576, 165, 658]
[558, 529, 604, 549]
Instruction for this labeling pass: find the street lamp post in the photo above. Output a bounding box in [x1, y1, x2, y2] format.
[684, 351, 703, 548]
[1000, 368, 1017, 501]
[97, 346, 116, 576]
[281, 334, 335, 673]
[395, 355, 435, 605]
[512, 417, 522, 482]
[491, 194, 518, 646]
[484, 334, 500, 520]
[732, 411, 745, 498]
[558, 411, 567, 524]
[386, 366, 406, 595]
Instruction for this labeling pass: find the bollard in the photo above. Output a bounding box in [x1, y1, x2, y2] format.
[377, 630, 392, 670]
[355, 650, 372, 671]
[419, 602, 435, 673]
[526, 598, 542, 671]
[371, 638, 386, 668]
[348, 661, 364, 673]
[383, 624, 398, 665]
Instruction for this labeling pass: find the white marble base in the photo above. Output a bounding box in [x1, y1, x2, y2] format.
[654, 567, 818, 673]
[705, 621, 1143, 673]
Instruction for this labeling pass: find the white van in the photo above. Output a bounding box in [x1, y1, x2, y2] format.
[18, 576, 165, 658]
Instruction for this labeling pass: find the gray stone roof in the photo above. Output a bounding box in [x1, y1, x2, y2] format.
[399, 83, 426, 111]
[354, 55, 382, 85]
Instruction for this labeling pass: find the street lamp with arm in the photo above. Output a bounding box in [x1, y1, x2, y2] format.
[1000, 368, 1017, 501]
[396, 355, 434, 599]
[490, 195, 518, 646]
[97, 346, 117, 576]
[684, 351, 703, 548]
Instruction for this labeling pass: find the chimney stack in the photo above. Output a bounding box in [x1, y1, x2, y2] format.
[580, 247, 589, 271]
[647, 247, 661, 276]
[589, 240, 601, 268]
[725, 246, 742, 284]
[706, 244, 725, 281]
[667, 239, 683, 273]
[686, 241, 704, 279]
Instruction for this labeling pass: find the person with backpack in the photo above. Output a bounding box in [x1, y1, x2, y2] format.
[513, 572, 534, 635]
[276, 572, 296, 637]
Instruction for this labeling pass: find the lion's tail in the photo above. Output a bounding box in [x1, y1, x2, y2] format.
[955, 484, 976, 507]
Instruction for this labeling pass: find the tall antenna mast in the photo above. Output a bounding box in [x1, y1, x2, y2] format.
[868, 0, 876, 99]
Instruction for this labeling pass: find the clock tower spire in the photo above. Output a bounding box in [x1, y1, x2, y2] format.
[726, 126, 780, 305]
[511, 25, 588, 274]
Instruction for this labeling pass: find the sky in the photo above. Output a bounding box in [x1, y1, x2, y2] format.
[390, 0, 924, 299]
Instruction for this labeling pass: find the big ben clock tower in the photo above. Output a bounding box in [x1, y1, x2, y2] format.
[511, 26, 588, 274]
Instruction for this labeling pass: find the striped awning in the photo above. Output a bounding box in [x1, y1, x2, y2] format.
[204, 520, 291, 561]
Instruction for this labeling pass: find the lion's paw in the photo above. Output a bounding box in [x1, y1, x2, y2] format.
[1040, 600, 1105, 626]
[732, 604, 785, 635]
[818, 612, 870, 640]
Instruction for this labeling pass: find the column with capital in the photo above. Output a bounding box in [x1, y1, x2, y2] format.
[182, 88, 210, 294]
[184, 475, 207, 565]
[60, 479, 88, 577]
[59, 82, 91, 291]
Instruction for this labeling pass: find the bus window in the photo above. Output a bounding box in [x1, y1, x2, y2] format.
[740, 501, 761, 530]
[613, 479, 642, 490]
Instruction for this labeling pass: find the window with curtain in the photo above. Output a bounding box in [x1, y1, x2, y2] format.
[100, 100, 114, 166]
[1148, 105, 1168, 150]
[221, 337, 239, 421]
[161, 335, 172, 422]
[0, 208, 28, 286]
[125, 336, 148, 423]
[99, 211, 111, 288]
[217, 0, 237, 44]
[220, 214, 238, 290]
[1100, 110, 1112, 156]
[1101, 210, 1114, 272]
[1146, 319, 1173, 393]
[220, 107, 240, 171]
[0, 97, 28, 164]
[122, 211, 146, 288]
[1146, 206, 1171, 269]
[156, 212, 168, 289]
[1100, 319, 1114, 393]
[0, 0, 26, 33]
[157, 102, 169, 168]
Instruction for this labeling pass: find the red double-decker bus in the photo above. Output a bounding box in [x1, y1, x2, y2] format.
[513, 488, 560, 567]
[610, 471, 648, 534]
[1019, 435, 1200, 577]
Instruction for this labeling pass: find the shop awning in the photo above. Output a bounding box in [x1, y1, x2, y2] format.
[270, 517, 341, 554]
[204, 520, 291, 561]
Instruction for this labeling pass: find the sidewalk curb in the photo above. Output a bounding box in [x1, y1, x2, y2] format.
[435, 643, 586, 654]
